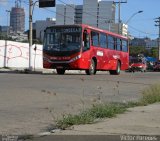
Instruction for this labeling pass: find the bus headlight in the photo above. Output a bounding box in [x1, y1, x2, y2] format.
[70, 54, 81, 62]
[43, 57, 52, 63]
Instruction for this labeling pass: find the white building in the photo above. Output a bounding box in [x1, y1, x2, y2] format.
[113, 23, 128, 37]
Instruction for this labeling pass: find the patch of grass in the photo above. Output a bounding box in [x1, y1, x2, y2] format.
[140, 84, 160, 105]
[56, 84, 160, 130]
[56, 103, 134, 129]
[56, 112, 94, 129]
[125, 101, 141, 108]
[87, 103, 127, 119]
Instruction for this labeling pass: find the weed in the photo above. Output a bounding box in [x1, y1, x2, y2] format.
[140, 84, 160, 105]
[56, 103, 129, 129]
[56, 113, 94, 129]
[55, 83, 160, 130]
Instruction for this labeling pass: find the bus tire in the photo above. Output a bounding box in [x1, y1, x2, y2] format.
[56, 69, 65, 75]
[85, 59, 96, 75]
[109, 61, 121, 75]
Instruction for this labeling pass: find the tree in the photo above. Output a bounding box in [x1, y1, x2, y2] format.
[129, 46, 148, 57]
[129, 46, 158, 58]
[150, 47, 158, 58]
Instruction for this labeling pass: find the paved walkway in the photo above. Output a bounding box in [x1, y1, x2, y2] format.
[54, 103, 160, 135]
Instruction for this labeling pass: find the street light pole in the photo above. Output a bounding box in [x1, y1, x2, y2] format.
[6, 10, 11, 37]
[29, 0, 33, 71]
[29, 0, 39, 71]
[118, 1, 121, 34]
[114, 0, 127, 34]
[4, 10, 11, 68]
[125, 10, 143, 37]
[125, 10, 143, 24]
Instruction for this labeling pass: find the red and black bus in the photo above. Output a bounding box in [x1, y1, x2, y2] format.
[43, 24, 129, 75]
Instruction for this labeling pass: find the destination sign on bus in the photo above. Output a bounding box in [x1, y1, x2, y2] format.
[49, 27, 81, 33]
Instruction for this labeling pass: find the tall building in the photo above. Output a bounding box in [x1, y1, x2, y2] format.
[56, 4, 66, 25]
[34, 18, 56, 41]
[56, 4, 75, 25]
[75, 5, 83, 24]
[82, 0, 99, 27]
[56, 4, 83, 25]
[98, 1, 115, 31]
[56, 0, 116, 32]
[10, 0, 25, 33]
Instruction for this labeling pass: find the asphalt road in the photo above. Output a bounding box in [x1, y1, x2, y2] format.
[0, 71, 160, 135]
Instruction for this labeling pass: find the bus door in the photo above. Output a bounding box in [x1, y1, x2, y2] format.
[81, 29, 91, 69]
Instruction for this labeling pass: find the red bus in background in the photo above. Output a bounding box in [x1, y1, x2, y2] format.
[43, 24, 129, 75]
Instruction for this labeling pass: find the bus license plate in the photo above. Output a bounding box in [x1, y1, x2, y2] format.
[56, 66, 63, 69]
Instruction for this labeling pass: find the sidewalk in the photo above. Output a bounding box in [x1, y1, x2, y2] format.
[0, 67, 86, 74]
[53, 103, 160, 135]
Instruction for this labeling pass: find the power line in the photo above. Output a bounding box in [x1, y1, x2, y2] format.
[128, 25, 158, 36]
[5, 0, 157, 39]
[22, 0, 75, 21]
[57, 0, 115, 21]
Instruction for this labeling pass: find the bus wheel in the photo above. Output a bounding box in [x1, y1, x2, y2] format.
[85, 59, 96, 75]
[109, 61, 121, 75]
[56, 69, 65, 75]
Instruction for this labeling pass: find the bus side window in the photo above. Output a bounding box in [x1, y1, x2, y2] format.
[117, 38, 122, 51]
[114, 38, 117, 50]
[108, 36, 114, 50]
[83, 30, 90, 51]
[122, 40, 128, 52]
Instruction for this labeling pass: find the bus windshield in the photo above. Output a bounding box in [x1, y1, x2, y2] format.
[44, 27, 81, 53]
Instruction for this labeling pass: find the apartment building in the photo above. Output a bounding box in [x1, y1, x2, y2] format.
[10, 7, 25, 33]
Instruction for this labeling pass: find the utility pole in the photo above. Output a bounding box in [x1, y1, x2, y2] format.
[155, 17, 160, 61]
[29, 0, 33, 71]
[114, 0, 127, 34]
[28, 0, 55, 71]
[4, 10, 11, 68]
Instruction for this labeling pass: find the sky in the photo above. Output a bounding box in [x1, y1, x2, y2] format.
[0, 0, 159, 39]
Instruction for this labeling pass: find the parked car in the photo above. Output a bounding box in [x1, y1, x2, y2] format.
[129, 58, 147, 72]
[153, 61, 160, 71]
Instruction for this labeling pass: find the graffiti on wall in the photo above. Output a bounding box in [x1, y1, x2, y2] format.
[0, 40, 43, 68]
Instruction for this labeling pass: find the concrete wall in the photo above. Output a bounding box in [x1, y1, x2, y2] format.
[0, 40, 43, 69]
